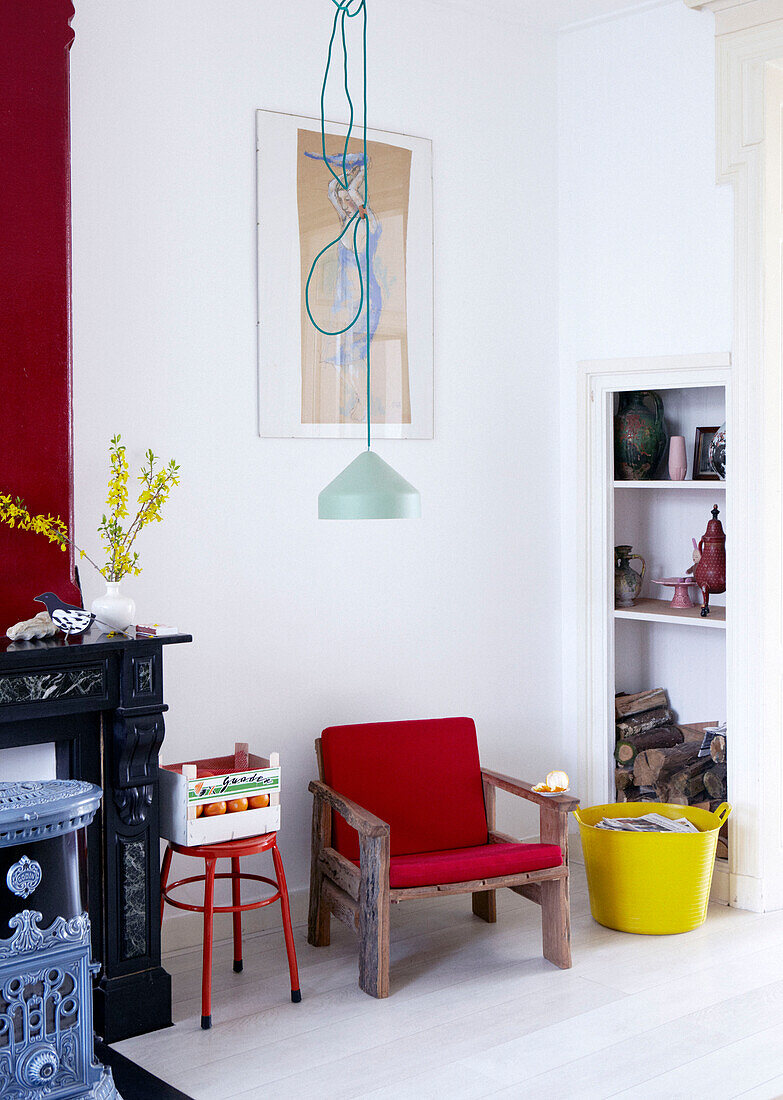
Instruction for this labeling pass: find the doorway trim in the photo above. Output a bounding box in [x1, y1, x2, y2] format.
[683, 0, 783, 909]
[576, 354, 735, 906]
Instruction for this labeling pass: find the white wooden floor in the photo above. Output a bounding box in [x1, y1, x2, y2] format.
[114, 866, 783, 1099]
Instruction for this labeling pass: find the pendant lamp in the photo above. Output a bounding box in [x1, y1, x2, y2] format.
[318, 450, 420, 519]
[307, 0, 421, 520]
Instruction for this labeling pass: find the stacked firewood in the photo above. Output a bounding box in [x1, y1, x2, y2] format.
[614, 689, 728, 809]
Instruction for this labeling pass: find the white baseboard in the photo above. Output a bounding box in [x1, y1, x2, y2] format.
[729, 869, 765, 913]
[162, 886, 310, 957]
[161, 833, 569, 958]
[710, 859, 731, 905]
[567, 825, 584, 865]
[161, 833, 750, 957]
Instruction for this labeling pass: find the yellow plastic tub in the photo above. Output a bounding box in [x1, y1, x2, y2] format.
[573, 801, 731, 934]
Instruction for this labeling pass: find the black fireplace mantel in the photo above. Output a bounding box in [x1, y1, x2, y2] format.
[0, 628, 191, 1042]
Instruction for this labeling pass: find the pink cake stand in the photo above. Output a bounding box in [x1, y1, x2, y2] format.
[652, 577, 695, 609]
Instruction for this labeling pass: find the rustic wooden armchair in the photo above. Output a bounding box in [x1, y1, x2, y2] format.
[307, 717, 578, 997]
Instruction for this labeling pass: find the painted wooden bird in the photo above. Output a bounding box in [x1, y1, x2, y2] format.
[34, 592, 95, 637]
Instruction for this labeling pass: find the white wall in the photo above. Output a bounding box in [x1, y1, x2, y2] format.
[558, 0, 734, 781]
[67, 0, 561, 898]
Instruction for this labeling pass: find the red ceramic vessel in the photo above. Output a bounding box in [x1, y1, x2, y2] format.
[692, 505, 726, 617]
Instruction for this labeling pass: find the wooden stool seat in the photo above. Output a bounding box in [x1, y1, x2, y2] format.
[161, 831, 300, 1029]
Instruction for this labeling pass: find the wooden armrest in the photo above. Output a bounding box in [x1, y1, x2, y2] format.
[481, 768, 579, 812]
[309, 779, 390, 838]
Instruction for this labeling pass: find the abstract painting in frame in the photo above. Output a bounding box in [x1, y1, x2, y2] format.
[256, 110, 433, 438]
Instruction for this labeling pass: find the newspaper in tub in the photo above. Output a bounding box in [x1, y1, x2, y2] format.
[597, 813, 700, 833]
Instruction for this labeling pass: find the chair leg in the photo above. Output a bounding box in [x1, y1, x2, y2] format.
[358, 833, 390, 998]
[472, 888, 497, 923]
[308, 881, 331, 948]
[201, 857, 217, 1028]
[308, 796, 331, 947]
[271, 840, 301, 1002]
[231, 856, 243, 973]
[160, 844, 173, 926]
[541, 875, 571, 969]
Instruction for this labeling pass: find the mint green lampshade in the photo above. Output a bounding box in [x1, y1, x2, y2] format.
[318, 450, 421, 520]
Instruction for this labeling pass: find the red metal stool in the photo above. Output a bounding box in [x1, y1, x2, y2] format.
[160, 832, 301, 1029]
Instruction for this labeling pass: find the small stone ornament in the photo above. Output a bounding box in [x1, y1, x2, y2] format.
[34, 592, 95, 637]
[5, 611, 58, 641]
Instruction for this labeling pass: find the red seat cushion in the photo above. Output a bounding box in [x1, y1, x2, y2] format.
[321, 718, 489, 861]
[386, 842, 563, 889]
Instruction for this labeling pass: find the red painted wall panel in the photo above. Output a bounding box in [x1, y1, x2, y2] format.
[0, 0, 81, 625]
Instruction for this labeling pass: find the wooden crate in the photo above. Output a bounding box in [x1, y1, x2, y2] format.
[159, 742, 281, 846]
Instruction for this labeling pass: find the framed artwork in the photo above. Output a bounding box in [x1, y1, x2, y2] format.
[256, 109, 434, 439]
[693, 426, 720, 480]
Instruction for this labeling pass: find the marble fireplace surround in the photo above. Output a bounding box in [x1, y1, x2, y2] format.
[0, 629, 191, 1043]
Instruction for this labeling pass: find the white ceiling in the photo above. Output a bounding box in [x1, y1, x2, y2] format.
[435, 0, 672, 31]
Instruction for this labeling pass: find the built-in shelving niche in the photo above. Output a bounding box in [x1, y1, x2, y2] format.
[613, 384, 727, 861]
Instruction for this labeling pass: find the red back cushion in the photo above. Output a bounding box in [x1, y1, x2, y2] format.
[320, 717, 489, 860]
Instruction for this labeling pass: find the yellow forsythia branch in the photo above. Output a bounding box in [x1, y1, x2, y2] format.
[2, 435, 180, 584]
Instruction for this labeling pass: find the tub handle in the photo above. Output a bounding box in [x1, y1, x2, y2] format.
[713, 802, 732, 825]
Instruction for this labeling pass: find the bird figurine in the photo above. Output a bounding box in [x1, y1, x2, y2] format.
[34, 592, 95, 639]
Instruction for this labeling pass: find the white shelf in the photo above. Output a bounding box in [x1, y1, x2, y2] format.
[614, 598, 726, 630]
[614, 480, 726, 490]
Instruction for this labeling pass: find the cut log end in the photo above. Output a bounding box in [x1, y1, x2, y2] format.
[703, 762, 728, 800]
[615, 688, 668, 720]
[710, 735, 726, 764]
[616, 725, 683, 768]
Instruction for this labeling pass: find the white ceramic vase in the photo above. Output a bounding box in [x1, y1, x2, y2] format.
[91, 581, 136, 633]
[668, 435, 688, 481]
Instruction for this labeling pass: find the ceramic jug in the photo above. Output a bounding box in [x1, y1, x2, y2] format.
[691, 505, 726, 617]
[615, 545, 646, 608]
[614, 391, 666, 480]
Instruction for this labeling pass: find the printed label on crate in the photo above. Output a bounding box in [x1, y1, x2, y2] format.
[187, 768, 280, 804]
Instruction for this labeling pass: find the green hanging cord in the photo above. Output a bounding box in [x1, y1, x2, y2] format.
[304, 214, 364, 337]
[305, 0, 373, 450]
[365, 205, 371, 450]
[361, 0, 369, 448]
[320, 4, 350, 191]
[339, 9, 354, 182]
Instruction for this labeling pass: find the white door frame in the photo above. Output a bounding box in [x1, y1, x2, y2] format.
[573, 0, 783, 911]
[688, 0, 783, 909]
[633, 0, 783, 910]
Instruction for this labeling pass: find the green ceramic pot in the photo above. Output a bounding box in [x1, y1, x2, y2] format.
[614, 391, 666, 480]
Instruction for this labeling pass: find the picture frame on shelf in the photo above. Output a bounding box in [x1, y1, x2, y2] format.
[693, 426, 720, 480]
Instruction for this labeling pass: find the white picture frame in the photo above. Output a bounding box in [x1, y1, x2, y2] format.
[256, 109, 433, 439]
